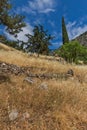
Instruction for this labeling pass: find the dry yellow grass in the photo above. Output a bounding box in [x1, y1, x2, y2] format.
[0, 44, 87, 130]
[0, 42, 15, 51]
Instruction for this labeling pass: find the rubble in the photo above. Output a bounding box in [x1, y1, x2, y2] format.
[0, 62, 74, 81]
[0, 61, 24, 75]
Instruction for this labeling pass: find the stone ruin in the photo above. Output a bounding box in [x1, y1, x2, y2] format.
[0, 62, 25, 75]
[0, 61, 74, 82]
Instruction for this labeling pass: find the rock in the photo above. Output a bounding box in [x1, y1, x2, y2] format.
[23, 77, 34, 84]
[23, 112, 30, 120]
[1, 63, 6, 67]
[9, 109, 18, 121]
[28, 52, 33, 56]
[66, 69, 74, 77]
[0, 62, 24, 75]
[38, 82, 48, 90]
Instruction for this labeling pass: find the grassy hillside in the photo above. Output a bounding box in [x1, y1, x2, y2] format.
[0, 43, 87, 130]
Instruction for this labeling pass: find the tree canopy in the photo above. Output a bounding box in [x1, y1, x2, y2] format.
[25, 25, 54, 56]
[0, 0, 26, 37]
[56, 41, 87, 63]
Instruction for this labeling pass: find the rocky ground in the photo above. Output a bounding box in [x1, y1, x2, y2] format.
[0, 61, 87, 130]
[0, 44, 87, 130]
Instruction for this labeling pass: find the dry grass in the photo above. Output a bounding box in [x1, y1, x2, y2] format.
[0, 45, 87, 130]
[0, 42, 15, 51]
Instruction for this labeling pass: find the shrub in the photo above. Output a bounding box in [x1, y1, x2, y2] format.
[57, 41, 87, 63]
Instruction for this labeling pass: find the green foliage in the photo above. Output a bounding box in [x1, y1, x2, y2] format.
[25, 25, 54, 55]
[62, 16, 69, 44]
[0, 0, 26, 37]
[5, 40, 19, 48]
[0, 35, 7, 43]
[6, 15, 26, 37]
[57, 41, 87, 63]
[0, 35, 20, 49]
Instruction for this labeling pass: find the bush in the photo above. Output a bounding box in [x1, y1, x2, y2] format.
[57, 41, 87, 63]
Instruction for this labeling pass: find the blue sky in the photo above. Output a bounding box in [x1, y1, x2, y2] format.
[5, 0, 87, 49]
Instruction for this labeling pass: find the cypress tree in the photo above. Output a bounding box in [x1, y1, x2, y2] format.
[62, 16, 69, 44]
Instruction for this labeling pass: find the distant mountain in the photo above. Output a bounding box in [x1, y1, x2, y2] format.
[73, 31, 87, 46]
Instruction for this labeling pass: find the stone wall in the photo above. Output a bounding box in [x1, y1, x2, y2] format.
[0, 62, 74, 81]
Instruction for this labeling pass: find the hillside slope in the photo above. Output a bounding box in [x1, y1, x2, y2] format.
[0, 43, 87, 130]
[73, 31, 87, 46]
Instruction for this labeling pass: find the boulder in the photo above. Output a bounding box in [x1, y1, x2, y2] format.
[38, 82, 48, 90]
[9, 109, 18, 121]
[22, 112, 30, 120]
[66, 69, 74, 77]
[23, 77, 34, 84]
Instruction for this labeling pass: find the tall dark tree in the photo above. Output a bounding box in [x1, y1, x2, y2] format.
[62, 16, 69, 44]
[25, 25, 54, 56]
[0, 0, 26, 37]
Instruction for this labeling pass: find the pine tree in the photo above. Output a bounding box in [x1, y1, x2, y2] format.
[25, 25, 54, 56]
[62, 16, 69, 44]
[0, 0, 26, 37]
